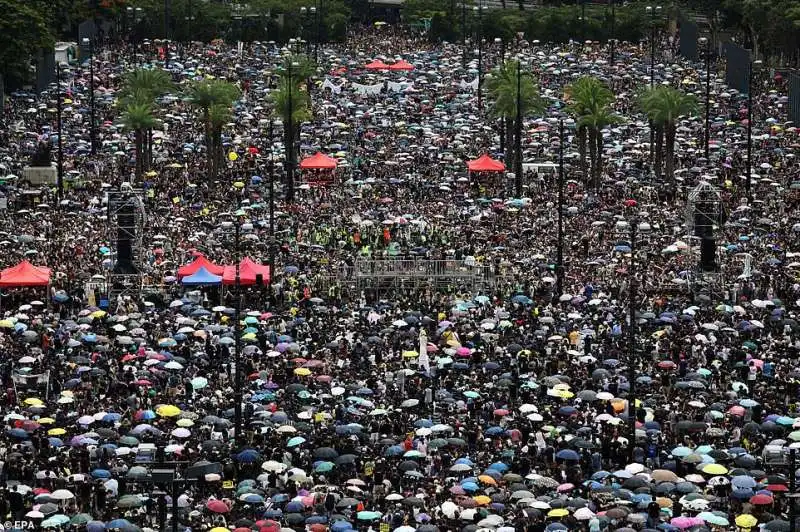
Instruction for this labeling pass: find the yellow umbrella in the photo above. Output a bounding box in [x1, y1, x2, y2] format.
[228, 152, 239, 161]
[63, 98, 73, 104]
[553, 383, 571, 391]
[735, 514, 757, 528]
[402, 350, 419, 358]
[91, 310, 107, 319]
[38, 417, 56, 425]
[24, 397, 44, 406]
[233, 181, 245, 189]
[294, 368, 311, 376]
[210, 528, 230, 532]
[0, 320, 14, 328]
[473, 495, 491, 506]
[176, 418, 194, 427]
[547, 508, 569, 518]
[701, 463, 728, 475]
[145, 171, 158, 177]
[167, 162, 183, 168]
[477, 475, 497, 486]
[241, 332, 257, 341]
[47, 428, 66, 436]
[156, 405, 181, 417]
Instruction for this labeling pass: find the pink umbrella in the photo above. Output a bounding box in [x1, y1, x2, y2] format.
[670, 517, 704, 529]
[456, 347, 471, 357]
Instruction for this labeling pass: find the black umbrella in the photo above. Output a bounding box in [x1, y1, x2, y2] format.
[313, 447, 339, 460]
[398, 460, 418, 471]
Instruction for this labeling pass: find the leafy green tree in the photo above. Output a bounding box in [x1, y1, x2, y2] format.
[639, 86, 698, 189]
[565, 76, 616, 186]
[119, 68, 174, 169]
[271, 69, 312, 202]
[185, 79, 241, 181]
[485, 59, 545, 191]
[121, 102, 158, 179]
[0, 0, 54, 91]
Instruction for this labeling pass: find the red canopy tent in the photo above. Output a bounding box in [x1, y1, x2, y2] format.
[467, 154, 506, 172]
[364, 60, 388, 70]
[177, 255, 225, 279]
[300, 152, 338, 170]
[0, 260, 51, 287]
[222, 258, 270, 286]
[388, 60, 415, 71]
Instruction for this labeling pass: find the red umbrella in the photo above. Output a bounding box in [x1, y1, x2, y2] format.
[749, 493, 774, 505]
[206, 499, 230, 513]
[767, 484, 788, 492]
[624, 199, 638, 207]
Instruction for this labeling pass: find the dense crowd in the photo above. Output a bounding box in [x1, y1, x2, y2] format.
[0, 21, 799, 532]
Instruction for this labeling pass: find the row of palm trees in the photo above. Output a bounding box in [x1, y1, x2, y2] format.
[485, 63, 698, 191]
[120, 55, 315, 191]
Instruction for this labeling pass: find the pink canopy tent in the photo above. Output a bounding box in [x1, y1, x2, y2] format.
[0, 260, 52, 287]
[364, 60, 389, 70]
[467, 154, 506, 172]
[177, 255, 225, 279]
[300, 152, 338, 170]
[389, 60, 415, 71]
[222, 258, 270, 286]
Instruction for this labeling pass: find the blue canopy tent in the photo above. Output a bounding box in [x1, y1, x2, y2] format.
[181, 266, 222, 285]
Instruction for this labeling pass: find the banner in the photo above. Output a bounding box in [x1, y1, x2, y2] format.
[678, 18, 699, 60]
[459, 77, 479, 91]
[789, 72, 800, 127]
[352, 82, 383, 96]
[387, 81, 413, 93]
[723, 43, 750, 94]
[321, 79, 342, 94]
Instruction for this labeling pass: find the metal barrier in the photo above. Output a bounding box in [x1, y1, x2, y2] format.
[353, 259, 485, 279]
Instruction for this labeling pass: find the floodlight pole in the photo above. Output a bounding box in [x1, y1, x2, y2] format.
[233, 219, 242, 448]
[628, 219, 638, 460]
[56, 63, 64, 202]
[556, 119, 565, 298]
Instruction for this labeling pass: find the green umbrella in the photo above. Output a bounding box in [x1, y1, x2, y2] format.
[287, 436, 306, 447]
[356, 511, 382, 521]
[191, 377, 208, 389]
[69, 513, 94, 526]
[314, 461, 335, 472]
[119, 436, 139, 446]
[117, 494, 144, 508]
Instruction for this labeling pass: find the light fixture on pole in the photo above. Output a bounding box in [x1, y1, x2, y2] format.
[514, 58, 523, 198]
[495, 37, 505, 155]
[55, 62, 65, 202]
[81, 37, 97, 155]
[746, 59, 762, 201]
[699, 37, 711, 160]
[645, 5, 662, 162]
[556, 119, 565, 298]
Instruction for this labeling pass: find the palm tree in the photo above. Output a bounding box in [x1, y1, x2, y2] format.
[578, 105, 622, 189]
[485, 60, 545, 187]
[565, 76, 615, 182]
[185, 79, 241, 181]
[119, 68, 174, 168]
[639, 86, 698, 188]
[272, 60, 314, 202]
[121, 102, 157, 179]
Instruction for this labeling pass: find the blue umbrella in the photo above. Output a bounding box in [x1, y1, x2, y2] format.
[87, 521, 105, 532]
[91, 469, 112, 479]
[236, 449, 261, 463]
[556, 449, 580, 461]
[106, 518, 134, 529]
[488, 461, 509, 472]
[48, 437, 64, 447]
[7, 428, 29, 439]
[286, 501, 304, 512]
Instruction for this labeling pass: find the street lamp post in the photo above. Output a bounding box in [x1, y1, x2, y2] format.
[627, 219, 638, 460]
[268, 118, 276, 279]
[514, 59, 523, 197]
[556, 119, 565, 297]
[461, 1, 467, 69]
[495, 38, 506, 154]
[646, 5, 662, 161]
[285, 61, 298, 203]
[746, 59, 761, 201]
[164, 0, 171, 67]
[699, 37, 711, 159]
[55, 63, 64, 202]
[81, 38, 97, 155]
[314, 1, 321, 64]
[474, 4, 486, 111]
[233, 216, 243, 448]
[610, 0, 616, 63]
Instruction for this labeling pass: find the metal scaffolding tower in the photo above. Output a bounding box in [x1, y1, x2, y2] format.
[353, 259, 489, 298]
[106, 187, 147, 303]
[685, 181, 725, 300]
